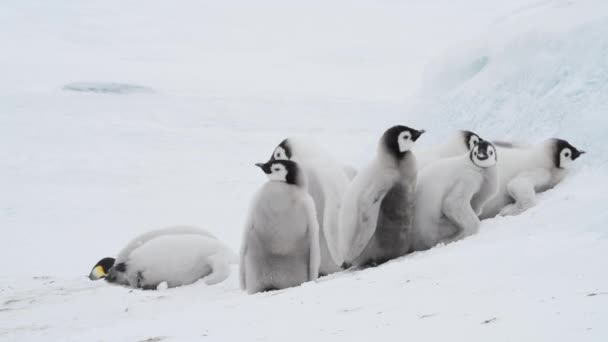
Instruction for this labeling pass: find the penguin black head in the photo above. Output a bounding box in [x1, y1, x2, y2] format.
[89, 257, 115, 280]
[553, 139, 585, 168]
[269, 139, 292, 161]
[381, 125, 425, 159]
[470, 140, 497, 168]
[462, 130, 481, 151]
[255, 159, 301, 185]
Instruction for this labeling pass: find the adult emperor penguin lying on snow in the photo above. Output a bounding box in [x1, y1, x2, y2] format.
[269, 137, 353, 275]
[414, 130, 481, 169]
[89, 226, 236, 290]
[480, 138, 585, 219]
[410, 140, 499, 251]
[339, 125, 424, 267]
[240, 159, 320, 294]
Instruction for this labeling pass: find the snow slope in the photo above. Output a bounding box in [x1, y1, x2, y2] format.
[1, 0, 607, 341]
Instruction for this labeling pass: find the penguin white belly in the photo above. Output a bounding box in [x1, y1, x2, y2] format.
[124, 234, 231, 289]
[244, 187, 313, 292]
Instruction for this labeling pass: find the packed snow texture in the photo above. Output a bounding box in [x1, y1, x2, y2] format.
[1, 0, 607, 341]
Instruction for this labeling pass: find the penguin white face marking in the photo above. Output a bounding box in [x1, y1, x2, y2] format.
[382, 125, 424, 158]
[397, 131, 414, 152]
[267, 163, 288, 182]
[559, 148, 574, 168]
[257, 160, 299, 185]
[471, 142, 497, 168]
[553, 139, 585, 168]
[468, 134, 480, 151]
[273, 146, 289, 160]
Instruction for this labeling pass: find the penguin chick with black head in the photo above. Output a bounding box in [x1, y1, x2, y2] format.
[480, 138, 585, 218]
[89, 226, 236, 290]
[410, 140, 499, 251]
[240, 159, 320, 294]
[339, 125, 424, 267]
[414, 130, 481, 170]
[268, 137, 353, 275]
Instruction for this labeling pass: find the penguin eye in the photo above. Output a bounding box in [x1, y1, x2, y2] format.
[489, 150, 494, 156]
[474, 151, 478, 156]
[564, 152, 570, 158]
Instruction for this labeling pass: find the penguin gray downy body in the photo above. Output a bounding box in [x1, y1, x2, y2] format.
[480, 138, 585, 219]
[414, 130, 481, 170]
[339, 125, 424, 267]
[411, 141, 499, 251]
[240, 159, 320, 294]
[269, 137, 353, 275]
[89, 226, 236, 290]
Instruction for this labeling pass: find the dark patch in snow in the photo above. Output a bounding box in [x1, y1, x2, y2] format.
[586, 292, 608, 297]
[4, 297, 33, 306]
[63, 82, 154, 95]
[339, 306, 363, 314]
[482, 317, 498, 324]
[418, 313, 437, 319]
[138, 337, 165, 342]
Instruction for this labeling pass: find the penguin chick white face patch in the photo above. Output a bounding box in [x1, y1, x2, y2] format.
[471, 143, 497, 168]
[559, 148, 574, 168]
[397, 131, 414, 152]
[267, 163, 289, 182]
[273, 146, 289, 160]
[468, 134, 480, 151]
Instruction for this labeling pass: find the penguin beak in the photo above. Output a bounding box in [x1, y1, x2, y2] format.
[89, 266, 106, 280]
[255, 162, 271, 174]
[412, 129, 426, 142]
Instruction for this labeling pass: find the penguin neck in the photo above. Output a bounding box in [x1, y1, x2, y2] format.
[291, 171, 308, 190]
[377, 144, 409, 168]
[532, 141, 559, 169]
[466, 154, 491, 173]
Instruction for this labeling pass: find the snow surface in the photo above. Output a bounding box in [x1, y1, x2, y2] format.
[1, 0, 608, 341]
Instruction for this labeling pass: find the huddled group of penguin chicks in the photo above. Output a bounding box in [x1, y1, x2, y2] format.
[89, 125, 585, 294]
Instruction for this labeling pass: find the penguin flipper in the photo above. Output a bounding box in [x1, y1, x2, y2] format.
[304, 196, 321, 281]
[342, 175, 394, 262]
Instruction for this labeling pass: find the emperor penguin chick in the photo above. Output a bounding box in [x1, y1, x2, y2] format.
[339, 125, 424, 267]
[410, 141, 499, 251]
[480, 138, 585, 218]
[89, 226, 236, 290]
[269, 137, 352, 275]
[240, 159, 320, 294]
